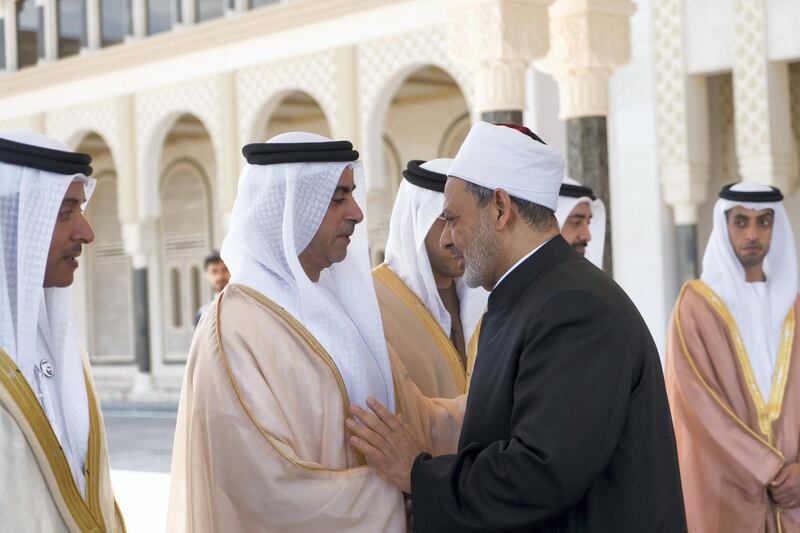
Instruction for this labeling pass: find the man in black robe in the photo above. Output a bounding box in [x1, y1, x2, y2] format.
[348, 121, 686, 532]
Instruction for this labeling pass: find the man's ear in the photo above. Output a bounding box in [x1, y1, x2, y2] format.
[493, 189, 513, 231]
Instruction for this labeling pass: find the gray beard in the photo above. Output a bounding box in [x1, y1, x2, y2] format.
[463, 213, 498, 289]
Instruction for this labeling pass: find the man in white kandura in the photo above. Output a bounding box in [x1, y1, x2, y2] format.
[0, 131, 124, 532]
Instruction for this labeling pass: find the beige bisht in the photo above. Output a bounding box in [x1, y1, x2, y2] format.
[167, 284, 465, 533]
[666, 280, 800, 533]
[374, 263, 479, 399]
[0, 349, 125, 533]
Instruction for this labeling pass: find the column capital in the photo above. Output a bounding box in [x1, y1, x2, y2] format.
[447, 0, 554, 113]
[122, 219, 158, 268]
[660, 162, 711, 225]
[537, 0, 636, 119]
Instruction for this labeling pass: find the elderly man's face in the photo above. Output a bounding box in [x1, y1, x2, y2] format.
[726, 205, 774, 269]
[561, 202, 593, 255]
[440, 177, 498, 290]
[44, 181, 95, 288]
[299, 166, 364, 276]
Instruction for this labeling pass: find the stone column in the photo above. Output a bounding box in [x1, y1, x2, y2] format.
[3, 1, 18, 71]
[86, 0, 101, 50]
[181, 0, 197, 25]
[651, 0, 710, 286]
[232, 0, 248, 12]
[447, 0, 554, 126]
[130, 0, 147, 38]
[122, 220, 158, 394]
[537, 0, 637, 276]
[115, 95, 157, 394]
[40, 0, 57, 62]
[732, 0, 798, 192]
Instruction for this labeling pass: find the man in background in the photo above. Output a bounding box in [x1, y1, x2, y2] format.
[195, 251, 230, 325]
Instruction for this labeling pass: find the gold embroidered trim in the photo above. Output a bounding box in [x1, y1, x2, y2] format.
[688, 280, 795, 444]
[674, 283, 783, 457]
[465, 317, 482, 392]
[215, 285, 369, 470]
[373, 264, 467, 394]
[0, 349, 105, 531]
[84, 368, 106, 529]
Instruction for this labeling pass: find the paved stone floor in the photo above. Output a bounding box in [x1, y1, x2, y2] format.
[103, 403, 177, 533]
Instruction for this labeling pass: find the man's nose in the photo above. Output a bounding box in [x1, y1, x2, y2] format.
[581, 224, 592, 244]
[348, 199, 364, 224]
[75, 214, 95, 244]
[440, 225, 453, 249]
[744, 223, 759, 241]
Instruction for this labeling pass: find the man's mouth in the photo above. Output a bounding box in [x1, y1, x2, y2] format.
[62, 248, 82, 268]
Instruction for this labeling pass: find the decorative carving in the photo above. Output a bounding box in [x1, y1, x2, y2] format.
[45, 98, 121, 155]
[537, 0, 636, 119]
[0, 114, 44, 133]
[652, 0, 709, 224]
[358, 25, 474, 133]
[357, 26, 474, 252]
[717, 74, 738, 184]
[447, 0, 552, 112]
[791, 63, 800, 170]
[136, 77, 222, 159]
[733, 0, 798, 190]
[652, 0, 685, 166]
[237, 50, 340, 146]
[134, 76, 223, 209]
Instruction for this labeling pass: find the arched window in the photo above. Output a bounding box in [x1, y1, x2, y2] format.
[159, 115, 214, 361]
[170, 267, 183, 328]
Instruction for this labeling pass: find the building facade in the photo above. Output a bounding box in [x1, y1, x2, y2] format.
[0, 0, 798, 400]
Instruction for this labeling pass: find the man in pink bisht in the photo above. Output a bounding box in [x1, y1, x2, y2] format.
[666, 182, 800, 532]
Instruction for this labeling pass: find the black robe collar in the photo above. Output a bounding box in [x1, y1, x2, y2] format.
[488, 235, 571, 311]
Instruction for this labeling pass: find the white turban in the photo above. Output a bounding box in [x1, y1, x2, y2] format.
[384, 158, 488, 346]
[555, 177, 606, 268]
[221, 132, 395, 412]
[0, 130, 95, 495]
[701, 182, 798, 399]
[447, 121, 564, 211]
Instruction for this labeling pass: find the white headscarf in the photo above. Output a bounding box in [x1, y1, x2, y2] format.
[447, 121, 564, 210]
[0, 130, 95, 494]
[221, 132, 395, 412]
[555, 177, 606, 268]
[384, 159, 488, 346]
[701, 182, 798, 398]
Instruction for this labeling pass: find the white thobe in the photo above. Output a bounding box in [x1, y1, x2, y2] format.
[741, 282, 777, 400]
[35, 303, 86, 497]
